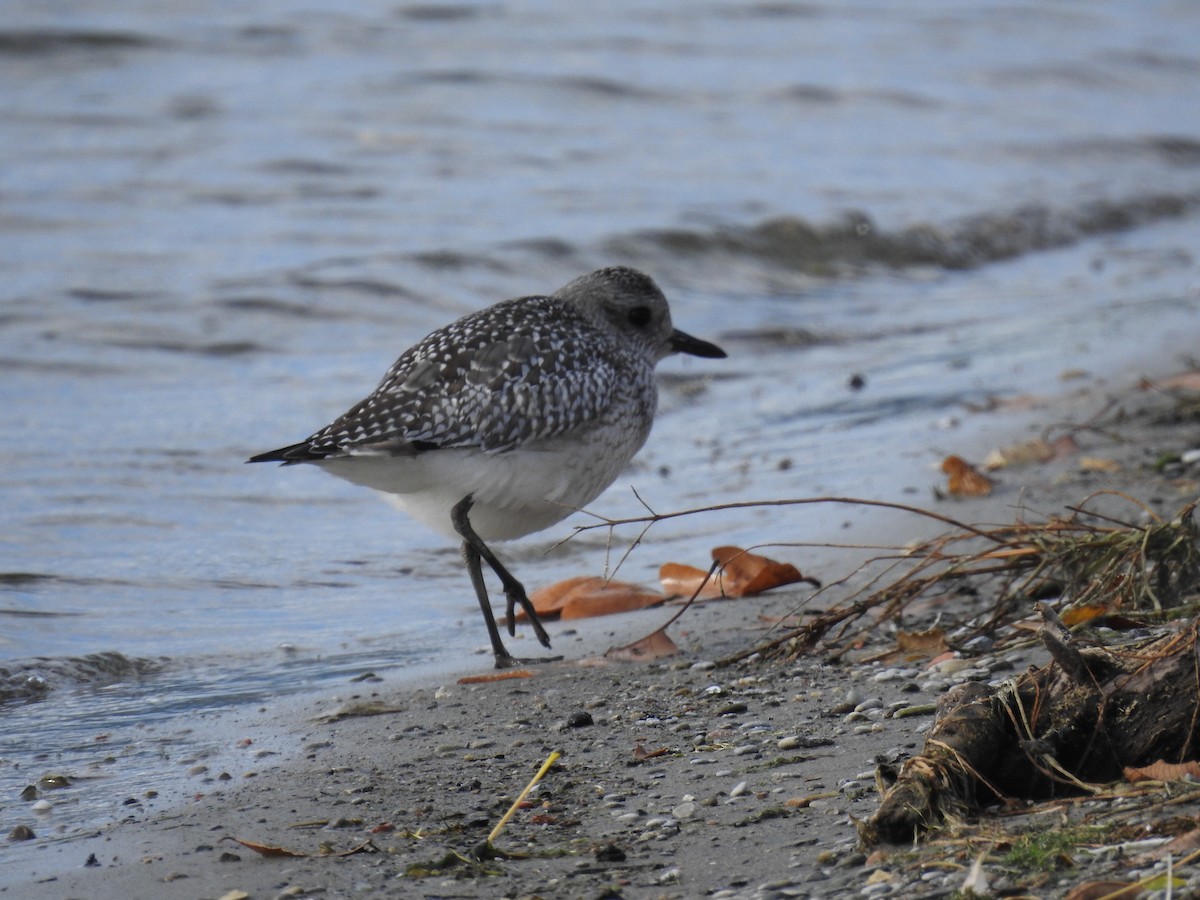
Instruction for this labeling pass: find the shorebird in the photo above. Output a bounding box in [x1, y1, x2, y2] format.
[248, 266, 725, 667]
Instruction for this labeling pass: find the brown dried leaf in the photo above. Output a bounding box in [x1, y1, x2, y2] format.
[632, 742, 670, 760]
[558, 582, 664, 621]
[524, 577, 663, 621]
[223, 836, 308, 858]
[1124, 759, 1200, 783]
[1060, 604, 1109, 627]
[1144, 370, 1200, 392]
[895, 627, 950, 656]
[659, 562, 722, 599]
[1079, 456, 1121, 473]
[604, 628, 679, 662]
[457, 669, 535, 685]
[711, 546, 818, 597]
[941, 455, 994, 497]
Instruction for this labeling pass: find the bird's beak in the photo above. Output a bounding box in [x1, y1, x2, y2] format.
[668, 328, 726, 359]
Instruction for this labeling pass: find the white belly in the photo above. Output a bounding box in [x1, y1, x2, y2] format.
[312, 420, 651, 542]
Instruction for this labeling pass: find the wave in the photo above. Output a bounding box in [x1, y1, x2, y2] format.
[0, 651, 164, 705]
[602, 188, 1200, 277]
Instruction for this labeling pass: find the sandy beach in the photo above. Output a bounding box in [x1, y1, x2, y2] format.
[6, 367, 1200, 900]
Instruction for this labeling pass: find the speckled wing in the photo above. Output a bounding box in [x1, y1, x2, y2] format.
[296, 296, 638, 459]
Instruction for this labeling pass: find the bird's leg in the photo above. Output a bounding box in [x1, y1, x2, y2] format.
[452, 496, 559, 667]
[461, 541, 521, 668]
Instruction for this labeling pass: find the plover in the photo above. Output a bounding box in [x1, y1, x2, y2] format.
[248, 266, 725, 668]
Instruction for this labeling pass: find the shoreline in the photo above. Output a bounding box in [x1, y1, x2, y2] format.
[5, 365, 1200, 899]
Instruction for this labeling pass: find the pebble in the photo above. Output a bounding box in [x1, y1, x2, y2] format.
[729, 781, 749, 798]
[861, 882, 895, 896]
[777, 735, 802, 750]
[891, 703, 936, 719]
[961, 635, 993, 653]
[931, 657, 973, 675]
[692, 660, 717, 671]
[672, 801, 697, 819]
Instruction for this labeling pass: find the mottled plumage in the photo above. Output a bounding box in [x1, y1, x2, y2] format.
[249, 266, 725, 667]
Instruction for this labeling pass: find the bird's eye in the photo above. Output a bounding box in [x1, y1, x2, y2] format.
[627, 306, 652, 327]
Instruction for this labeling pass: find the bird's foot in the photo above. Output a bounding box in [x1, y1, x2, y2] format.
[504, 584, 553, 649]
[494, 650, 563, 670]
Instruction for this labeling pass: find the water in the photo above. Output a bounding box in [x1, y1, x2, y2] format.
[2, 0, 1199, 844]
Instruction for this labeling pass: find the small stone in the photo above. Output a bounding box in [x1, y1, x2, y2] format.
[8, 825, 35, 841]
[892, 704, 936, 719]
[729, 781, 749, 798]
[566, 711, 594, 728]
[777, 735, 802, 750]
[19, 785, 37, 802]
[672, 801, 697, 819]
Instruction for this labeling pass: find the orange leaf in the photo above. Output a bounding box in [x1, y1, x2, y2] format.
[223, 836, 307, 858]
[895, 627, 950, 656]
[1145, 370, 1200, 392]
[605, 628, 679, 662]
[711, 546, 818, 597]
[523, 577, 663, 621]
[1124, 759, 1200, 783]
[941, 455, 994, 497]
[1079, 456, 1121, 473]
[633, 743, 670, 760]
[558, 582, 664, 621]
[1060, 604, 1109, 627]
[659, 562, 722, 598]
[457, 669, 535, 684]
[528, 576, 600, 615]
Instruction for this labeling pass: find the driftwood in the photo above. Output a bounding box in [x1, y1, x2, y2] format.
[866, 605, 1200, 844]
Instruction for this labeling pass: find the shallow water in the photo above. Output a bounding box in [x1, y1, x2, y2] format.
[2, 0, 1199, 842]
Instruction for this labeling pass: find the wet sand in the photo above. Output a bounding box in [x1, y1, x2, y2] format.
[5, 368, 1200, 900]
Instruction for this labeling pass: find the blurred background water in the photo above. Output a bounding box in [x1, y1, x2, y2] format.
[2, 0, 1199, 843]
